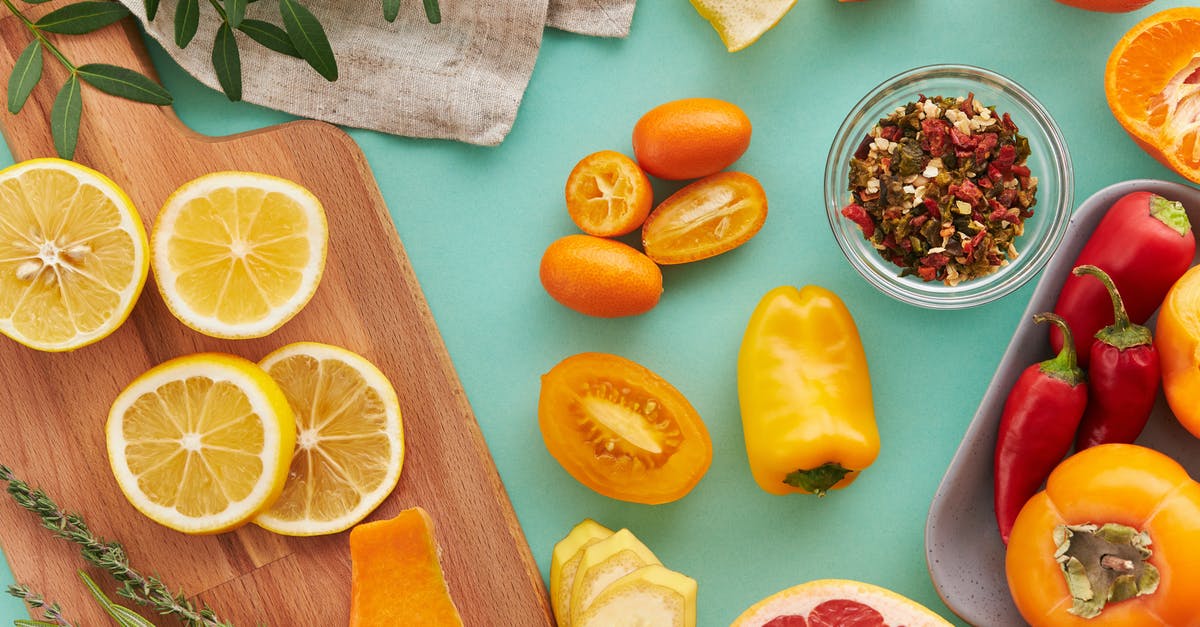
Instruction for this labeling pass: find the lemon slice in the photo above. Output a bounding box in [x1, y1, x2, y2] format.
[106, 353, 296, 534]
[253, 342, 404, 536]
[0, 158, 148, 351]
[151, 172, 328, 339]
[690, 0, 798, 52]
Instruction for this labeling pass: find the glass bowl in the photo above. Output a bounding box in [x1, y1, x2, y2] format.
[824, 64, 1073, 309]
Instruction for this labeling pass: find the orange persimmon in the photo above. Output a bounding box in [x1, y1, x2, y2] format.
[1006, 444, 1200, 626]
[349, 507, 464, 627]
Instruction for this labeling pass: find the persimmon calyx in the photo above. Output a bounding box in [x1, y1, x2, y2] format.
[1054, 523, 1160, 618]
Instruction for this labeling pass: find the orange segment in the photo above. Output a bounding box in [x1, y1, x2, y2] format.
[1106, 7, 1200, 182]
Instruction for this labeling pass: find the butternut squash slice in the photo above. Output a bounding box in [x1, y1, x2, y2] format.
[348, 507, 464, 627]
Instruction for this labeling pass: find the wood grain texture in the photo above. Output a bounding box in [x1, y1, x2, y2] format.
[0, 6, 553, 626]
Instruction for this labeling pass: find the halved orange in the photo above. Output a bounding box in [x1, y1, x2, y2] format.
[1105, 7, 1200, 183]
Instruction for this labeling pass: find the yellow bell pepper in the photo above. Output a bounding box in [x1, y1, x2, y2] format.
[737, 285, 879, 496]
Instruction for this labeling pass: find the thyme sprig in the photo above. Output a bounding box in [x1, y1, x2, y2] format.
[0, 465, 234, 627]
[2, 0, 173, 159]
[7, 583, 72, 626]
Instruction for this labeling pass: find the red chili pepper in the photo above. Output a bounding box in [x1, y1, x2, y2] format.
[1072, 265, 1160, 450]
[1050, 192, 1195, 367]
[993, 313, 1087, 545]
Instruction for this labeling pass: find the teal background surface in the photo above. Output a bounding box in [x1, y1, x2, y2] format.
[2, 0, 1197, 624]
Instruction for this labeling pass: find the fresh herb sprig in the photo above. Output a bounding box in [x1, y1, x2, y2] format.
[0, 466, 234, 627]
[149, 0, 441, 102]
[2, 0, 173, 159]
[11, 572, 158, 627]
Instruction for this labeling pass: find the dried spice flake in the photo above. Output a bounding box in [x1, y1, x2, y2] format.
[841, 94, 1039, 286]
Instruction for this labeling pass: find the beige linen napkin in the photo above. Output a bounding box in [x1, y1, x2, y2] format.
[118, 0, 636, 145]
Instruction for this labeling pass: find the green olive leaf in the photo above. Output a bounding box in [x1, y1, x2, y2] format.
[174, 0, 200, 48]
[225, 0, 247, 29]
[279, 0, 337, 81]
[36, 1, 130, 34]
[7, 40, 43, 115]
[144, 0, 160, 20]
[77, 64, 172, 105]
[51, 75, 82, 159]
[237, 19, 301, 57]
[423, 0, 440, 24]
[212, 23, 242, 101]
[382, 0, 400, 22]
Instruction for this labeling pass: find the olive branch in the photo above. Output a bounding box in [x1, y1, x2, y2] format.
[3, 0, 441, 159]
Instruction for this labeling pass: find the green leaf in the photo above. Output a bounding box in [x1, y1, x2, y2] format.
[51, 75, 82, 160]
[174, 0, 200, 48]
[15, 621, 63, 627]
[79, 571, 155, 627]
[36, 2, 130, 35]
[225, 0, 247, 28]
[77, 64, 172, 105]
[423, 0, 440, 24]
[212, 24, 241, 101]
[18, 0, 57, 4]
[144, 0, 160, 20]
[382, 0, 399, 22]
[7, 40, 43, 115]
[237, 19, 300, 57]
[279, 0, 337, 81]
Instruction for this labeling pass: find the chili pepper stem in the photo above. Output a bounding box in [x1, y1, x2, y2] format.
[1032, 313, 1085, 385]
[1072, 265, 1154, 350]
[1149, 195, 1191, 237]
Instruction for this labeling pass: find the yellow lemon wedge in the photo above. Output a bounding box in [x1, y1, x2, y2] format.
[253, 342, 404, 536]
[551, 519, 614, 626]
[689, 0, 798, 52]
[106, 353, 296, 534]
[151, 172, 328, 339]
[0, 158, 148, 351]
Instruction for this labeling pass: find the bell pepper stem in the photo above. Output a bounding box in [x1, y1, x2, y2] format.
[1072, 265, 1153, 350]
[1033, 313, 1085, 385]
[783, 462, 851, 496]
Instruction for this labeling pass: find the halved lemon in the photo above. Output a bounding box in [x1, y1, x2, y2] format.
[253, 342, 404, 536]
[0, 158, 149, 351]
[106, 353, 296, 534]
[151, 172, 328, 339]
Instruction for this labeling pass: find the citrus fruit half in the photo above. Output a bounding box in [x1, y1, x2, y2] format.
[253, 342, 404, 536]
[0, 158, 148, 351]
[732, 579, 954, 627]
[565, 151, 653, 237]
[1105, 7, 1200, 184]
[151, 171, 328, 339]
[689, 0, 797, 52]
[106, 353, 296, 534]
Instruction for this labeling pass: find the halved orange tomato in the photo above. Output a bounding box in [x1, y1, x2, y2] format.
[538, 352, 712, 505]
[565, 151, 654, 237]
[641, 171, 767, 264]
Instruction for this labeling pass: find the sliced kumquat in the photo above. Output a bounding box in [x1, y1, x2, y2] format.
[565, 151, 653, 237]
[641, 171, 767, 265]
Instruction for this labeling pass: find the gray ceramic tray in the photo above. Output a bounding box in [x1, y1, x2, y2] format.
[925, 179, 1200, 626]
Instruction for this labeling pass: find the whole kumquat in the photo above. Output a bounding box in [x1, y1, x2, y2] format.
[1105, 7, 1200, 183]
[632, 98, 752, 180]
[565, 151, 654, 237]
[539, 234, 663, 318]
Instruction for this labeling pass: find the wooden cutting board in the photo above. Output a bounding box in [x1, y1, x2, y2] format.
[0, 6, 553, 626]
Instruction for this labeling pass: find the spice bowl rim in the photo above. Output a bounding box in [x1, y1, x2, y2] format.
[824, 63, 1074, 309]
